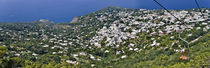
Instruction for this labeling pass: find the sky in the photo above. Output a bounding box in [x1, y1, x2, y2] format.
[0, 0, 209, 23]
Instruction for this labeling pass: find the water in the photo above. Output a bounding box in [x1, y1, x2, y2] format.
[0, 0, 209, 23]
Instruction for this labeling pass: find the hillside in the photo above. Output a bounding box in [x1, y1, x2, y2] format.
[0, 7, 210, 68]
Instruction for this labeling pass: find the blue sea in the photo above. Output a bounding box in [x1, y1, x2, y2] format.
[0, 0, 209, 23]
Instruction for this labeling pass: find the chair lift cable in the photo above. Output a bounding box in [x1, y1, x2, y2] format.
[153, 0, 191, 60]
[195, 0, 204, 17]
[153, 0, 205, 60]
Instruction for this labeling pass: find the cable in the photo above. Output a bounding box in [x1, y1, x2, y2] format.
[195, 0, 204, 17]
[153, 0, 190, 28]
[153, 0, 180, 21]
[153, 0, 205, 60]
[153, 0, 190, 60]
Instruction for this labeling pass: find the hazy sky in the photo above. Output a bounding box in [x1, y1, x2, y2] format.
[0, 0, 209, 22]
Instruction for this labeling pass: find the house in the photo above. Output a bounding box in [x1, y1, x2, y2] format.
[15, 54, 20, 57]
[43, 45, 49, 47]
[121, 55, 127, 59]
[66, 60, 78, 65]
[32, 53, 38, 56]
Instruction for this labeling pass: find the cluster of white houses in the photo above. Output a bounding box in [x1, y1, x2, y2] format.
[90, 8, 210, 61]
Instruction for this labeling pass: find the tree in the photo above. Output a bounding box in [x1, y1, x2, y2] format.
[0, 46, 8, 68]
[0, 46, 8, 58]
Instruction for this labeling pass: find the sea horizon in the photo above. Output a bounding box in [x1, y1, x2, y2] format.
[0, 0, 209, 23]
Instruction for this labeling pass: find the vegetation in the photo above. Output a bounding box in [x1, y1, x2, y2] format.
[0, 7, 209, 68]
